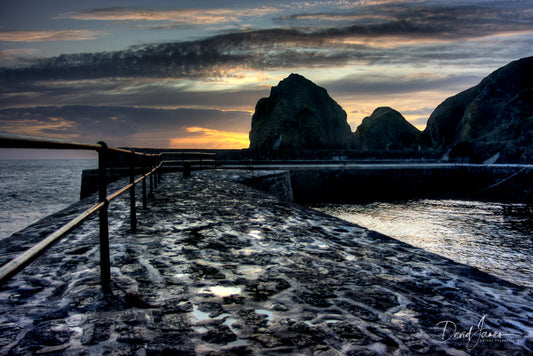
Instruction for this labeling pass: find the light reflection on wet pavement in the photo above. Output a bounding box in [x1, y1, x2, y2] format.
[0, 171, 531, 355]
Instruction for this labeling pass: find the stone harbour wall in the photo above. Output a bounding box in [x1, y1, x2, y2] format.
[289, 165, 533, 203]
[0, 171, 532, 355]
[227, 170, 293, 201]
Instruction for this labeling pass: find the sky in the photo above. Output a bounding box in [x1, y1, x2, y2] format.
[1, 0, 532, 151]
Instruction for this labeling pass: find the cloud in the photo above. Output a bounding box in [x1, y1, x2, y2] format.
[0, 115, 79, 140]
[0, 77, 267, 112]
[402, 107, 434, 116]
[277, 1, 533, 38]
[324, 73, 481, 96]
[0, 106, 252, 148]
[57, 7, 238, 26]
[410, 116, 431, 126]
[0, 48, 40, 67]
[2, 2, 532, 82]
[57, 6, 281, 28]
[0, 30, 103, 42]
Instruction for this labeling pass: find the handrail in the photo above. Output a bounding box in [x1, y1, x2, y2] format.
[0, 133, 155, 157]
[0, 133, 102, 151]
[0, 201, 106, 283]
[0, 134, 163, 290]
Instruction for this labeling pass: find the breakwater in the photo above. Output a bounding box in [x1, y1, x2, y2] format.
[205, 163, 533, 203]
[82, 162, 533, 203]
[0, 170, 532, 355]
[287, 163, 533, 203]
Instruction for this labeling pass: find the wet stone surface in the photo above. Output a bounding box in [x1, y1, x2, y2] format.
[0, 170, 532, 355]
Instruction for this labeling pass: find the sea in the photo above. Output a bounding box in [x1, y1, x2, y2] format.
[0, 159, 531, 288]
[0, 158, 97, 240]
[315, 200, 533, 288]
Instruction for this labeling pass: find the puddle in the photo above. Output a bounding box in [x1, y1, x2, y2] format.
[235, 248, 260, 256]
[236, 265, 263, 276]
[193, 306, 243, 343]
[251, 215, 266, 223]
[255, 309, 274, 324]
[192, 305, 211, 321]
[224, 317, 239, 333]
[227, 339, 247, 347]
[345, 254, 356, 261]
[201, 286, 242, 297]
[249, 230, 262, 239]
[193, 326, 208, 333]
[193, 304, 234, 323]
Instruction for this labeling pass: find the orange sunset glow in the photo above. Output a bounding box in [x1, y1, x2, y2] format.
[170, 127, 249, 149]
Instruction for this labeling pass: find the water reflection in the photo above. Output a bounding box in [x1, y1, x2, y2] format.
[315, 200, 533, 287]
[200, 286, 242, 297]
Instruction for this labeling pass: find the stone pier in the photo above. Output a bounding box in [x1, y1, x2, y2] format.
[0, 171, 532, 355]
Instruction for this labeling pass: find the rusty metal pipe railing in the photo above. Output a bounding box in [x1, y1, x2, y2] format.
[97, 142, 111, 289]
[129, 151, 137, 233]
[0, 134, 163, 288]
[142, 156, 148, 209]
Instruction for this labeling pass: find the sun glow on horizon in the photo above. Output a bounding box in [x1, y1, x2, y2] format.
[169, 127, 249, 149]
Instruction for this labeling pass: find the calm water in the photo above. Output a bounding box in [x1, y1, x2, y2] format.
[0, 159, 97, 240]
[316, 200, 533, 287]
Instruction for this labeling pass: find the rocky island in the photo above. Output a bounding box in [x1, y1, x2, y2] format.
[353, 107, 420, 151]
[249, 56, 533, 163]
[249, 73, 354, 150]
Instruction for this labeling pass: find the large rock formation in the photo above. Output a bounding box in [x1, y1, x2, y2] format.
[353, 107, 420, 151]
[249, 74, 354, 150]
[417, 56, 533, 162]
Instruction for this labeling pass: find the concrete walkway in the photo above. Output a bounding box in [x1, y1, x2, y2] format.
[0, 171, 532, 355]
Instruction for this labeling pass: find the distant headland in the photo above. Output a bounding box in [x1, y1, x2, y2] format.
[249, 56, 533, 163]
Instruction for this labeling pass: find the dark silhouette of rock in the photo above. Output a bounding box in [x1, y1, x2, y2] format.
[249, 74, 354, 150]
[417, 56, 533, 162]
[353, 107, 420, 151]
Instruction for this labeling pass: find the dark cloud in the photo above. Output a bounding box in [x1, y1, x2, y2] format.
[323, 73, 481, 96]
[411, 116, 431, 126]
[402, 107, 435, 116]
[0, 70, 481, 114]
[0, 78, 267, 110]
[278, 2, 533, 37]
[1, 2, 532, 82]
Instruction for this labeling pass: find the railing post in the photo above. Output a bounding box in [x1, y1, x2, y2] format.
[142, 154, 147, 209]
[183, 162, 191, 178]
[97, 142, 111, 292]
[158, 154, 162, 183]
[129, 150, 137, 233]
[149, 157, 154, 198]
[153, 155, 158, 189]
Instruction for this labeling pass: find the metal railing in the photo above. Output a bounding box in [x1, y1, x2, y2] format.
[161, 151, 217, 173]
[0, 134, 162, 291]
